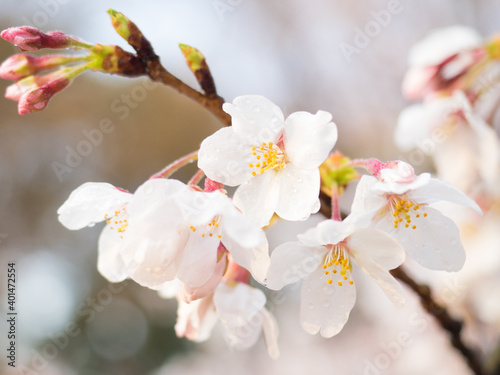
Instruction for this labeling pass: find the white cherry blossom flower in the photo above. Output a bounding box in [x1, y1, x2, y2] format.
[174, 281, 279, 359]
[402, 26, 483, 100]
[396, 91, 500, 197]
[351, 161, 482, 272]
[198, 95, 338, 227]
[265, 218, 405, 338]
[57, 181, 135, 282]
[119, 179, 270, 292]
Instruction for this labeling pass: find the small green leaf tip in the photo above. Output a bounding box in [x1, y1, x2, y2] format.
[107, 9, 131, 41]
[179, 43, 206, 73]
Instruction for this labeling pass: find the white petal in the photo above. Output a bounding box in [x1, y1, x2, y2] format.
[220, 200, 269, 249]
[120, 203, 188, 287]
[233, 171, 280, 227]
[222, 238, 270, 283]
[182, 254, 227, 302]
[260, 308, 280, 360]
[347, 229, 406, 307]
[177, 233, 220, 288]
[275, 164, 320, 222]
[266, 242, 324, 290]
[298, 219, 353, 248]
[408, 26, 482, 67]
[355, 258, 405, 308]
[284, 110, 338, 169]
[198, 127, 251, 186]
[347, 228, 405, 270]
[409, 178, 481, 214]
[57, 182, 132, 230]
[155, 279, 182, 299]
[214, 283, 266, 328]
[350, 176, 386, 223]
[395, 99, 457, 151]
[223, 95, 285, 143]
[375, 206, 466, 272]
[96, 226, 128, 282]
[373, 172, 431, 195]
[175, 295, 217, 342]
[300, 265, 356, 338]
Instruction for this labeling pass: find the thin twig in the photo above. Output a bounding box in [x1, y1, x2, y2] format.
[118, 15, 231, 126]
[390, 267, 484, 375]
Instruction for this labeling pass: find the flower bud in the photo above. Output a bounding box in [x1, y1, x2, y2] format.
[107, 9, 132, 41]
[0, 54, 86, 81]
[1, 26, 92, 51]
[18, 75, 70, 115]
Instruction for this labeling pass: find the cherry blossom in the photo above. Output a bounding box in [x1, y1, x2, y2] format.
[351, 161, 482, 272]
[57, 181, 134, 282]
[173, 281, 279, 359]
[402, 26, 484, 100]
[265, 218, 405, 338]
[198, 95, 338, 227]
[395, 91, 500, 197]
[117, 179, 270, 293]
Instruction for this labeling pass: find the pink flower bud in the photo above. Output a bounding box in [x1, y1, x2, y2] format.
[18, 76, 70, 115]
[0, 54, 81, 81]
[1, 27, 74, 51]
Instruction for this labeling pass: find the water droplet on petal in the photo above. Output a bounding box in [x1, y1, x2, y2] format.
[88, 222, 96, 228]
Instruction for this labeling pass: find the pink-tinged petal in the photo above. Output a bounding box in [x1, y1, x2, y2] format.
[347, 228, 405, 270]
[300, 265, 356, 338]
[375, 206, 466, 272]
[57, 182, 132, 230]
[182, 253, 227, 302]
[96, 226, 128, 282]
[373, 172, 431, 195]
[198, 127, 251, 186]
[409, 178, 481, 214]
[408, 26, 482, 67]
[284, 110, 337, 169]
[220, 212, 270, 283]
[223, 95, 285, 143]
[177, 232, 220, 288]
[266, 242, 324, 290]
[402, 65, 438, 101]
[275, 164, 320, 221]
[175, 295, 217, 342]
[298, 219, 353, 248]
[233, 170, 280, 227]
[260, 307, 280, 359]
[5, 82, 25, 101]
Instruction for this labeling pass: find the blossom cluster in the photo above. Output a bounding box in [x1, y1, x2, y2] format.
[0, 17, 488, 360]
[56, 94, 479, 355]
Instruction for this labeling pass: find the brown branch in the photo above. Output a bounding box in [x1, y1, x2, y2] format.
[116, 14, 231, 126]
[390, 267, 485, 375]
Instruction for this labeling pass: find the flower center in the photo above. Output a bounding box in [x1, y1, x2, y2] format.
[105, 207, 128, 238]
[248, 142, 286, 176]
[189, 216, 222, 239]
[389, 195, 428, 230]
[322, 244, 353, 286]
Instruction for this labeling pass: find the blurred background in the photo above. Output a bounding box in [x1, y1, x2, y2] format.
[0, 0, 499, 374]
